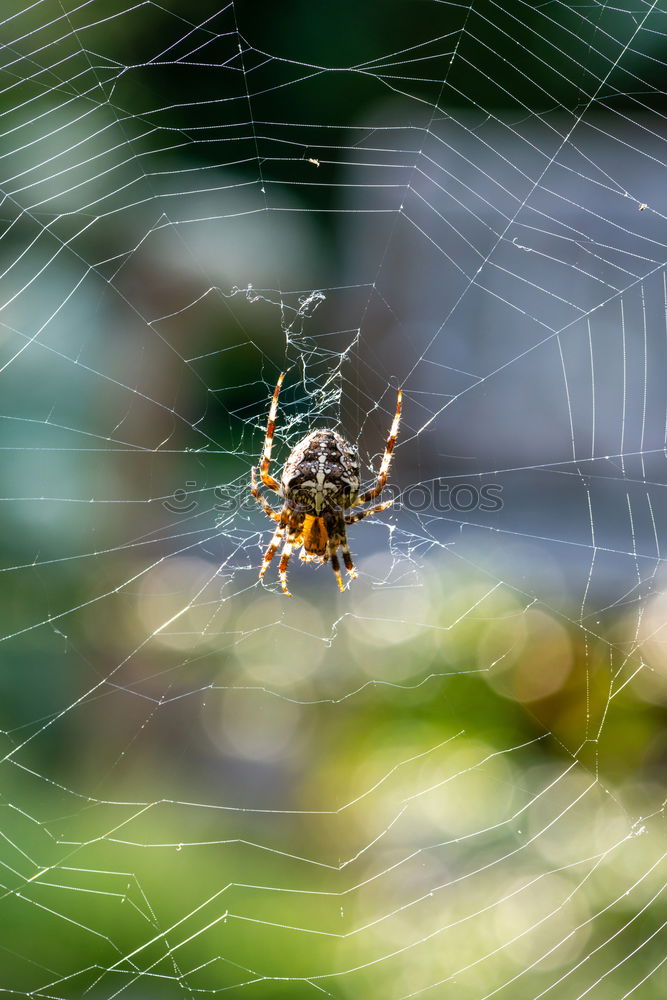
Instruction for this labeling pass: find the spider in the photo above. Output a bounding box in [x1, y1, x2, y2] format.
[251, 373, 402, 595]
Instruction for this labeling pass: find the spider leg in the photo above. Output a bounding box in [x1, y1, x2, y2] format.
[251, 466, 281, 522]
[354, 388, 402, 505]
[345, 499, 393, 525]
[260, 372, 285, 492]
[328, 544, 345, 592]
[340, 537, 358, 580]
[278, 536, 295, 596]
[259, 517, 287, 581]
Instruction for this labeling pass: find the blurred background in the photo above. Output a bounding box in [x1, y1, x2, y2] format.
[0, 1, 666, 997]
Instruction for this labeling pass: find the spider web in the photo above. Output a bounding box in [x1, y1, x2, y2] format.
[0, 1, 665, 997]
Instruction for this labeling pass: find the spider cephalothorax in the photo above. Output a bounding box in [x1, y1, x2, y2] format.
[251, 373, 402, 595]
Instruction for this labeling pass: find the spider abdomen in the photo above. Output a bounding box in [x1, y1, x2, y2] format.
[281, 429, 360, 515]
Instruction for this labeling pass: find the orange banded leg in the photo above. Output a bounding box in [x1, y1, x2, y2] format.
[340, 539, 357, 579]
[329, 545, 345, 592]
[345, 499, 393, 526]
[356, 388, 402, 505]
[259, 519, 287, 581]
[251, 466, 281, 522]
[260, 372, 285, 491]
[278, 537, 295, 596]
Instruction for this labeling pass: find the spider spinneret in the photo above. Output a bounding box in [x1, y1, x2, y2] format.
[250, 373, 402, 595]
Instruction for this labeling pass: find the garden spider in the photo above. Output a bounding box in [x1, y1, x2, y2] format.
[251, 373, 402, 595]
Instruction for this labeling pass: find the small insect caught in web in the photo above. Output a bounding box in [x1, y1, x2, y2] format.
[251, 374, 402, 595]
